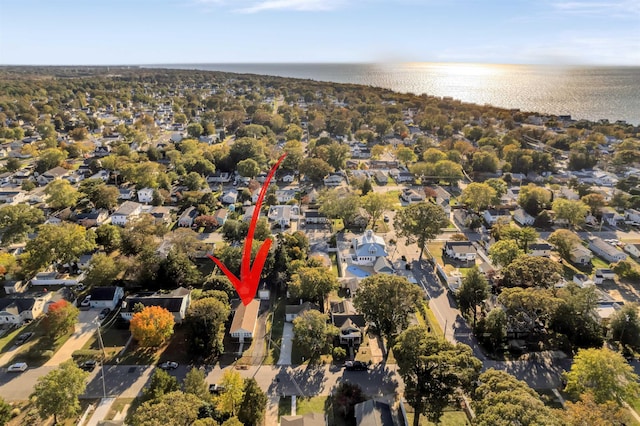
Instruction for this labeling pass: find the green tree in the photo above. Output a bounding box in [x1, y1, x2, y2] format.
[333, 382, 366, 419]
[483, 308, 507, 350]
[35, 148, 67, 173]
[318, 189, 361, 226]
[285, 124, 303, 141]
[325, 142, 351, 170]
[185, 297, 230, 358]
[562, 392, 627, 426]
[457, 266, 489, 327]
[548, 229, 582, 260]
[394, 326, 481, 426]
[0, 397, 10, 425]
[133, 391, 202, 426]
[361, 178, 373, 195]
[290, 267, 338, 305]
[292, 310, 339, 360]
[45, 179, 80, 209]
[183, 367, 209, 401]
[518, 184, 552, 216]
[93, 185, 120, 210]
[221, 418, 242, 426]
[157, 248, 202, 288]
[473, 369, 561, 426]
[5, 157, 21, 172]
[238, 378, 267, 426]
[460, 182, 496, 212]
[501, 255, 563, 288]
[299, 157, 333, 182]
[552, 198, 590, 228]
[353, 275, 422, 350]
[143, 369, 179, 401]
[564, 347, 640, 404]
[32, 360, 89, 424]
[517, 226, 539, 252]
[581, 193, 606, 215]
[95, 223, 122, 252]
[609, 303, 640, 349]
[237, 158, 260, 178]
[23, 223, 96, 275]
[488, 239, 522, 267]
[485, 178, 507, 204]
[396, 146, 417, 166]
[471, 150, 499, 173]
[217, 370, 245, 416]
[187, 123, 204, 138]
[360, 192, 394, 228]
[83, 252, 122, 287]
[183, 172, 206, 191]
[43, 300, 79, 338]
[0, 204, 44, 244]
[394, 202, 448, 259]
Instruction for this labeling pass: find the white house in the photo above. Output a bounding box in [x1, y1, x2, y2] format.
[31, 271, 85, 286]
[323, 174, 344, 186]
[280, 173, 295, 183]
[284, 301, 319, 322]
[207, 172, 232, 184]
[178, 206, 198, 227]
[594, 269, 616, 284]
[0, 297, 47, 325]
[588, 237, 627, 263]
[120, 287, 191, 324]
[351, 230, 387, 266]
[221, 190, 238, 205]
[444, 241, 477, 262]
[119, 187, 135, 200]
[0, 190, 27, 205]
[268, 205, 300, 228]
[623, 243, 640, 258]
[37, 166, 69, 186]
[110, 201, 143, 226]
[513, 209, 535, 226]
[230, 299, 260, 342]
[89, 170, 110, 182]
[401, 189, 425, 203]
[88, 286, 124, 310]
[529, 243, 552, 257]
[570, 245, 593, 265]
[137, 187, 154, 204]
[275, 189, 297, 204]
[483, 209, 511, 226]
[625, 209, 640, 225]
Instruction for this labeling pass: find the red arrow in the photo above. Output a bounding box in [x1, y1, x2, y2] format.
[208, 153, 287, 305]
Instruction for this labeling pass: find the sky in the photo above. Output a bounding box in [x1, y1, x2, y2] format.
[0, 0, 639, 65]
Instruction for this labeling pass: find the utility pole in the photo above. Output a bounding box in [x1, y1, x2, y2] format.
[95, 320, 107, 399]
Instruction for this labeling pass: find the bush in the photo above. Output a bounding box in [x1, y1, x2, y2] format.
[72, 349, 103, 362]
[332, 347, 346, 360]
[10, 407, 20, 418]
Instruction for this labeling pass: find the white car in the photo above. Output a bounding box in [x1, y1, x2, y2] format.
[159, 361, 178, 370]
[7, 362, 28, 372]
[80, 296, 91, 307]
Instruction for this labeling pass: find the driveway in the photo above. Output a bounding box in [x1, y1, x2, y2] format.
[277, 323, 293, 365]
[45, 310, 100, 367]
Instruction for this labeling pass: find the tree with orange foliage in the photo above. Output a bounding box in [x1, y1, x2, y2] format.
[130, 306, 175, 347]
[44, 300, 79, 338]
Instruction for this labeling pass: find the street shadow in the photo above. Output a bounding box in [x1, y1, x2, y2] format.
[83, 364, 149, 398]
[269, 365, 328, 397]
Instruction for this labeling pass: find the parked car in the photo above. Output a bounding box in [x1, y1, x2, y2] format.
[209, 384, 226, 394]
[344, 361, 368, 371]
[80, 360, 98, 371]
[15, 332, 33, 346]
[383, 216, 390, 222]
[159, 361, 179, 370]
[7, 362, 28, 372]
[98, 308, 111, 320]
[76, 284, 85, 292]
[80, 296, 91, 307]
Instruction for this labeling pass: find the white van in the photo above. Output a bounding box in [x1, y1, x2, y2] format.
[7, 362, 28, 372]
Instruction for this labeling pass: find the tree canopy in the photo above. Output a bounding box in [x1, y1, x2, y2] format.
[32, 360, 89, 425]
[130, 305, 175, 348]
[394, 202, 448, 259]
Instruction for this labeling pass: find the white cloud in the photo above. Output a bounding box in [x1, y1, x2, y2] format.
[195, 0, 349, 13]
[551, 1, 640, 18]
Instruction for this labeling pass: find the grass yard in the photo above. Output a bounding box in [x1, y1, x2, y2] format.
[405, 410, 470, 426]
[329, 252, 340, 277]
[11, 329, 74, 367]
[0, 320, 39, 354]
[278, 396, 292, 418]
[263, 297, 286, 365]
[332, 219, 345, 233]
[297, 396, 328, 416]
[591, 256, 611, 270]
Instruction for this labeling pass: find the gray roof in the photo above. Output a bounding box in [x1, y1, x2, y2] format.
[113, 201, 142, 216]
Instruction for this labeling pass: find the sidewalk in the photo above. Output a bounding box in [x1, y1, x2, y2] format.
[45, 310, 99, 367]
[84, 397, 116, 426]
[277, 323, 293, 365]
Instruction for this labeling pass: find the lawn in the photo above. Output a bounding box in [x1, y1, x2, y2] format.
[422, 303, 443, 337]
[329, 252, 340, 277]
[263, 297, 286, 365]
[332, 219, 345, 233]
[297, 396, 328, 415]
[405, 410, 470, 426]
[11, 329, 74, 367]
[278, 396, 292, 418]
[0, 321, 37, 354]
[591, 256, 611, 270]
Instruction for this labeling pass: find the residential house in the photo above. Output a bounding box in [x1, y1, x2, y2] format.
[285, 302, 320, 322]
[280, 173, 295, 184]
[443, 241, 477, 262]
[89, 170, 110, 182]
[588, 237, 627, 263]
[323, 174, 344, 186]
[280, 413, 325, 426]
[354, 400, 394, 426]
[149, 206, 173, 225]
[221, 190, 238, 204]
[214, 208, 229, 226]
[275, 189, 297, 204]
[243, 205, 256, 223]
[602, 210, 624, 227]
[75, 209, 109, 228]
[268, 205, 300, 228]
[573, 274, 594, 288]
[624, 209, 640, 225]
[529, 243, 552, 257]
[569, 245, 593, 265]
[178, 206, 198, 227]
[36, 166, 69, 186]
[374, 171, 388, 186]
[389, 168, 414, 184]
[206, 172, 232, 184]
[31, 270, 85, 286]
[0, 297, 47, 325]
[513, 209, 535, 226]
[137, 187, 154, 204]
[624, 243, 640, 258]
[304, 210, 328, 225]
[88, 287, 124, 310]
[330, 300, 366, 347]
[118, 187, 135, 200]
[121, 287, 191, 323]
[594, 269, 616, 284]
[559, 187, 580, 201]
[483, 209, 511, 226]
[0, 190, 27, 205]
[433, 186, 451, 215]
[3, 281, 27, 295]
[401, 188, 425, 203]
[229, 299, 260, 342]
[110, 201, 142, 226]
[351, 230, 387, 266]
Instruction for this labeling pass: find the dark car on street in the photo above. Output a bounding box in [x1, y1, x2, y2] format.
[80, 360, 98, 371]
[344, 361, 368, 371]
[15, 332, 34, 346]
